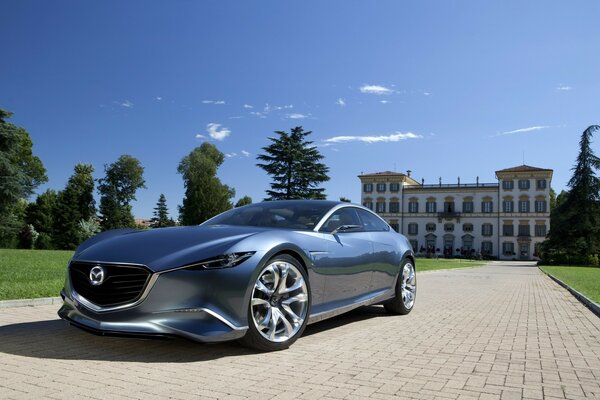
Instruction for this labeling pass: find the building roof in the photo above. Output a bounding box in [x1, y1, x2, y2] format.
[358, 171, 407, 177]
[495, 164, 553, 173]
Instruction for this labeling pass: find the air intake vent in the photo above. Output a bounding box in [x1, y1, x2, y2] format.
[69, 261, 151, 307]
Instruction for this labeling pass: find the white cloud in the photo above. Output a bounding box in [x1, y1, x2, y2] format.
[206, 123, 231, 141]
[155, 96, 162, 101]
[228, 116, 244, 119]
[497, 126, 551, 136]
[225, 152, 237, 158]
[556, 85, 573, 91]
[119, 100, 134, 108]
[202, 100, 226, 104]
[324, 132, 422, 144]
[336, 98, 346, 107]
[380, 100, 389, 104]
[195, 134, 205, 139]
[243, 104, 253, 109]
[241, 150, 251, 157]
[286, 113, 308, 119]
[359, 84, 393, 95]
[423, 92, 431, 96]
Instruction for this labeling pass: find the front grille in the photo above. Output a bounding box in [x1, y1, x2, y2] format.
[69, 261, 152, 307]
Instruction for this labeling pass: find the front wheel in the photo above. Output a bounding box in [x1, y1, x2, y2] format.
[240, 255, 310, 351]
[384, 260, 416, 315]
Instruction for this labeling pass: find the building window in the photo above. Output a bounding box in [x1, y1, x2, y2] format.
[503, 224, 514, 236]
[426, 201, 437, 213]
[389, 201, 400, 213]
[482, 223, 493, 236]
[463, 201, 474, 213]
[444, 223, 454, 232]
[482, 201, 493, 213]
[390, 223, 399, 232]
[390, 183, 400, 192]
[363, 201, 373, 210]
[535, 200, 547, 213]
[535, 224, 547, 237]
[518, 179, 530, 190]
[481, 241, 493, 255]
[502, 180, 514, 190]
[376, 183, 386, 193]
[426, 223, 436, 232]
[503, 242, 515, 256]
[503, 201, 514, 213]
[408, 201, 419, 213]
[408, 223, 418, 235]
[444, 201, 455, 213]
[518, 224, 530, 237]
[463, 223, 473, 232]
[519, 200, 530, 213]
[376, 202, 386, 213]
[536, 179, 547, 190]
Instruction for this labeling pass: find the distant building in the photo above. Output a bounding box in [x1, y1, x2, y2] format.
[358, 165, 553, 260]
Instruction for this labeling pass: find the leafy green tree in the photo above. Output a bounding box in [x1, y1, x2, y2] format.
[256, 126, 329, 200]
[339, 196, 351, 203]
[53, 163, 97, 249]
[98, 155, 146, 230]
[178, 143, 235, 225]
[235, 195, 253, 207]
[543, 125, 600, 265]
[78, 217, 101, 242]
[25, 189, 58, 249]
[0, 109, 47, 246]
[151, 194, 173, 228]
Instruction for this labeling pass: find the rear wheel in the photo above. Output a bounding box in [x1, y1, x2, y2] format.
[384, 260, 416, 315]
[240, 255, 310, 351]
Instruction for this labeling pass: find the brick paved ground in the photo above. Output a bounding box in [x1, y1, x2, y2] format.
[1, 261, 600, 400]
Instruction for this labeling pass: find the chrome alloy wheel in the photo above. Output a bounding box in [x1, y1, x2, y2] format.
[401, 262, 416, 310]
[250, 261, 309, 343]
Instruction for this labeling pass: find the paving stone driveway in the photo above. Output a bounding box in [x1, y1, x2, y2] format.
[1, 262, 600, 400]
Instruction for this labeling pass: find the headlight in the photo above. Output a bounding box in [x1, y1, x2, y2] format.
[184, 252, 255, 270]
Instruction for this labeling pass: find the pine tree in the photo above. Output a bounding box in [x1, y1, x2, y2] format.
[178, 143, 235, 225]
[151, 194, 171, 228]
[543, 125, 600, 264]
[53, 163, 96, 249]
[256, 126, 330, 200]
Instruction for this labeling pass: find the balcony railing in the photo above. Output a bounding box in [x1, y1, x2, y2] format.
[437, 212, 461, 222]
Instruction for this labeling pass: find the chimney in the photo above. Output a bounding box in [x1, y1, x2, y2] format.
[476, 176, 479, 187]
[458, 176, 461, 186]
[407, 170, 412, 177]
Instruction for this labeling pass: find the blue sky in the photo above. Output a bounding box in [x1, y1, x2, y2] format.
[2, 1, 599, 218]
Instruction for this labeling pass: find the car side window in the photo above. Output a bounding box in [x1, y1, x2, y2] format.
[319, 208, 363, 233]
[356, 209, 390, 232]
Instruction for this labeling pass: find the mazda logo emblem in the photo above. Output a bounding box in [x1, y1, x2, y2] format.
[89, 266, 105, 286]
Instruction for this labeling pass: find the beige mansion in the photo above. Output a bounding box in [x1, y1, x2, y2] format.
[359, 165, 553, 260]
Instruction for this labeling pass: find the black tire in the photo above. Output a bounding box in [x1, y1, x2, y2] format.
[240, 254, 311, 351]
[384, 259, 416, 315]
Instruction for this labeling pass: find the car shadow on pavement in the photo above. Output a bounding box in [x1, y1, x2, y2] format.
[0, 306, 388, 362]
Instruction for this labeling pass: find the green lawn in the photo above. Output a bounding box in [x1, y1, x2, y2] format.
[540, 266, 600, 304]
[415, 258, 485, 272]
[0, 249, 74, 300]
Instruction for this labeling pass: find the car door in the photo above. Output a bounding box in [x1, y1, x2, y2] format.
[355, 208, 400, 293]
[317, 207, 374, 305]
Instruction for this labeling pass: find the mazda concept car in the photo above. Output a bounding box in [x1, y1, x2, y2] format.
[58, 200, 416, 350]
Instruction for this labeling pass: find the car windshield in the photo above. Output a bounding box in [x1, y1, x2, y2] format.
[203, 201, 334, 230]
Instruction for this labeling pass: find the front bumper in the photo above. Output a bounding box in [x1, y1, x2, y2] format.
[58, 265, 253, 343]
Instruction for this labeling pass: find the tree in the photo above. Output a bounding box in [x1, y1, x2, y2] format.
[25, 189, 58, 249]
[178, 143, 235, 225]
[0, 109, 47, 246]
[53, 163, 97, 249]
[256, 126, 330, 200]
[151, 194, 173, 228]
[235, 196, 253, 207]
[339, 196, 351, 203]
[98, 155, 146, 230]
[542, 125, 600, 265]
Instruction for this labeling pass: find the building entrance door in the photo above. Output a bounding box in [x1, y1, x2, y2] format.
[519, 243, 529, 260]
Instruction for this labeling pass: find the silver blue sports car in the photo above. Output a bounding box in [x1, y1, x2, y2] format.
[58, 200, 416, 351]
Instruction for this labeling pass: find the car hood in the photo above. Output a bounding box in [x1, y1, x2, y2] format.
[74, 225, 266, 272]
